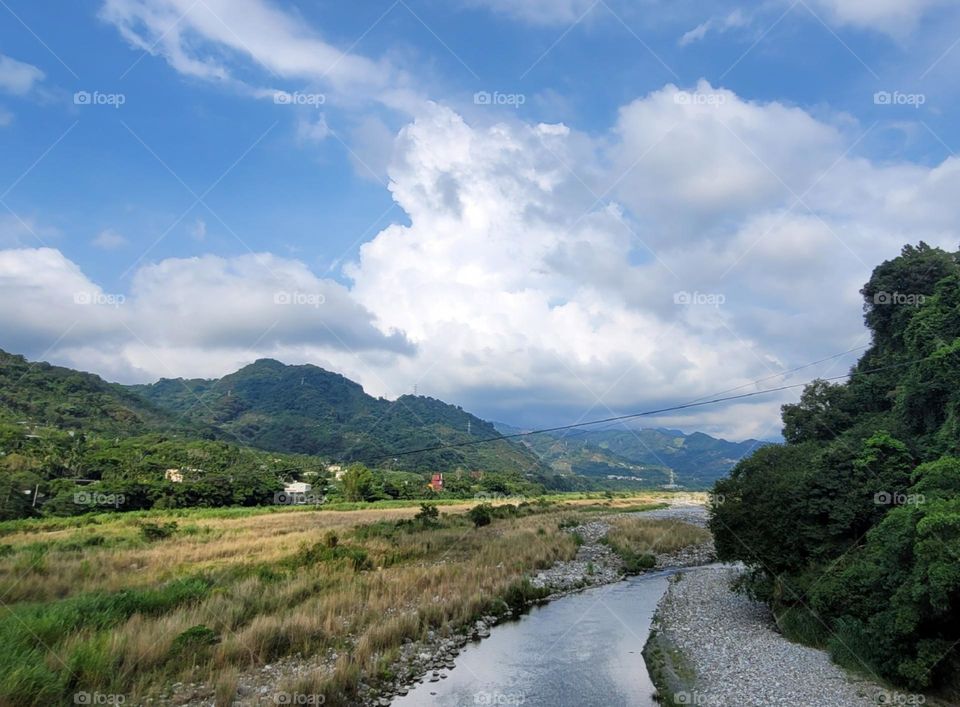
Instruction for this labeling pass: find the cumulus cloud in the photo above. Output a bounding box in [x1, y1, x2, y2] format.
[0, 248, 414, 383]
[6, 80, 960, 438]
[341, 87, 959, 437]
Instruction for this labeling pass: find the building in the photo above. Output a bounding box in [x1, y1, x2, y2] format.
[284, 481, 312, 495]
[429, 473, 444, 492]
[164, 469, 184, 483]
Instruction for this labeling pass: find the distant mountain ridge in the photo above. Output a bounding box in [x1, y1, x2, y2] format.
[129, 359, 548, 474]
[496, 423, 766, 488]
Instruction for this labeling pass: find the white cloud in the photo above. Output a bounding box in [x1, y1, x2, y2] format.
[0, 249, 414, 384]
[679, 9, 748, 46]
[98, 0, 419, 112]
[341, 88, 960, 436]
[92, 229, 128, 250]
[803, 0, 955, 34]
[6, 81, 960, 438]
[0, 54, 44, 96]
[463, 0, 599, 25]
[189, 218, 207, 241]
[296, 114, 331, 143]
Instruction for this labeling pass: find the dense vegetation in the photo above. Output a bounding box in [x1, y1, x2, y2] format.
[710, 243, 960, 694]
[130, 359, 549, 474]
[0, 353, 563, 520]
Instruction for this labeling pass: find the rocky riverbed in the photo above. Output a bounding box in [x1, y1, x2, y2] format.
[530, 503, 714, 596]
[173, 502, 714, 706]
[645, 565, 932, 706]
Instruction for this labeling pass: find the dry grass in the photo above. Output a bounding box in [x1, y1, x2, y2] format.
[0, 493, 687, 706]
[605, 516, 711, 556]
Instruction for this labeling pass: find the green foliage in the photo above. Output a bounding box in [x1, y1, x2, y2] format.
[414, 503, 440, 527]
[170, 624, 219, 655]
[131, 358, 549, 475]
[468, 503, 493, 527]
[139, 520, 178, 541]
[712, 243, 960, 692]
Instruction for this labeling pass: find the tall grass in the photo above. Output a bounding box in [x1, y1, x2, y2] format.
[0, 493, 670, 705]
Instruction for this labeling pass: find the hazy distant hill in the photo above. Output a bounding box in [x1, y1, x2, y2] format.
[130, 359, 548, 474]
[498, 423, 767, 488]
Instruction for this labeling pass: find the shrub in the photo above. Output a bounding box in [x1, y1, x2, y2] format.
[468, 504, 493, 527]
[138, 520, 178, 541]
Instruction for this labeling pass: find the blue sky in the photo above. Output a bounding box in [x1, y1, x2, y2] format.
[2, 0, 960, 439]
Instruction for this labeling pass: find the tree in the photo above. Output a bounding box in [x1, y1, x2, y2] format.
[340, 464, 377, 502]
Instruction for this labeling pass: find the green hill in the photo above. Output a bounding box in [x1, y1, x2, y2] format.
[128, 359, 548, 475]
[0, 349, 203, 436]
[711, 243, 960, 697]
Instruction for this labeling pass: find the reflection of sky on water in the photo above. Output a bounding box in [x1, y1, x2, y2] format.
[393, 573, 671, 707]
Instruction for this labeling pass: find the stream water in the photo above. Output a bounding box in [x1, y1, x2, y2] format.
[392, 570, 678, 707]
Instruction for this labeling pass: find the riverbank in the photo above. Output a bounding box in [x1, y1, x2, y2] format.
[373, 502, 714, 706]
[645, 565, 936, 706]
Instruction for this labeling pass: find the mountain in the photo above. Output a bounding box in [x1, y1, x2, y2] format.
[0, 349, 204, 437]
[498, 424, 766, 488]
[129, 359, 548, 474]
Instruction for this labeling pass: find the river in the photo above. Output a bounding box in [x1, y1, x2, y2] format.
[392, 569, 678, 707]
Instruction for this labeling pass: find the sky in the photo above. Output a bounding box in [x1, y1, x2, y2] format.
[2, 0, 960, 441]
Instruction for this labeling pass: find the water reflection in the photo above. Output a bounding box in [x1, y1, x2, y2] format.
[393, 571, 677, 707]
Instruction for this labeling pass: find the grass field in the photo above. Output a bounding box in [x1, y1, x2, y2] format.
[0, 492, 705, 706]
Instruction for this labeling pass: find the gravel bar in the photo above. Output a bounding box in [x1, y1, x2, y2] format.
[649, 565, 919, 706]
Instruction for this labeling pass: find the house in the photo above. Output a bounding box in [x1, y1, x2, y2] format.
[164, 469, 184, 483]
[428, 473, 444, 492]
[284, 481, 312, 495]
[282, 481, 314, 505]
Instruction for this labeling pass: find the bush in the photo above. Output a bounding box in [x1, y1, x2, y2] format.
[138, 520, 178, 541]
[468, 503, 493, 527]
[414, 503, 440, 527]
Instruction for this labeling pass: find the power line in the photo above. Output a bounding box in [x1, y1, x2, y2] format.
[547, 343, 868, 441]
[355, 347, 934, 465]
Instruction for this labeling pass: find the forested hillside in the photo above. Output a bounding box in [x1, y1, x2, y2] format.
[710, 243, 960, 695]
[130, 359, 548, 474]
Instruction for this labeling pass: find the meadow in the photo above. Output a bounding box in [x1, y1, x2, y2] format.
[0, 492, 705, 706]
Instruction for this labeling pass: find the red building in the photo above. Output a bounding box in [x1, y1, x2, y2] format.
[429, 473, 444, 492]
